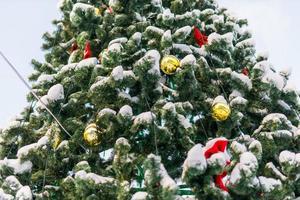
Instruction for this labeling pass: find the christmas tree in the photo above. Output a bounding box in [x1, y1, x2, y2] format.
[0, 0, 299, 199]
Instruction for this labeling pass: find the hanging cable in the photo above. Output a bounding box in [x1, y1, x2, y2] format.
[144, 95, 159, 155]
[0, 51, 87, 151]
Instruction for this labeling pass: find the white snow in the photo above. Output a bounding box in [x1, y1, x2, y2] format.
[17, 144, 37, 158]
[163, 102, 176, 114]
[123, 70, 137, 80]
[111, 66, 124, 81]
[59, 63, 77, 74]
[57, 0, 66, 10]
[70, 3, 94, 25]
[0, 188, 13, 200]
[201, 9, 215, 17]
[90, 77, 110, 91]
[235, 38, 255, 48]
[261, 113, 288, 126]
[277, 100, 291, 111]
[5, 176, 22, 191]
[17, 136, 49, 158]
[116, 137, 130, 147]
[240, 152, 258, 168]
[212, 95, 227, 105]
[173, 26, 192, 39]
[182, 144, 207, 178]
[279, 66, 292, 77]
[108, 43, 123, 53]
[189, 45, 207, 57]
[173, 44, 193, 54]
[135, 50, 161, 76]
[76, 58, 98, 70]
[211, 14, 224, 25]
[133, 112, 156, 125]
[206, 152, 227, 170]
[16, 186, 32, 200]
[47, 84, 64, 102]
[131, 192, 148, 200]
[283, 82, 297, 93]
[159, 162, 178, 191]
[180, 54, 196, 67]
[230, 96, 248, 107]
[98, 108, 117, 118]
[178, 114, 192, 130]
[231, 71, 252, 90]
[36, 74, 54, 84]
[118, 91, 131, 101]
[208, 32, 233, 46]
[131, 32, 142, 45]
[216, 67, 232, 76]
[248, 140, 262, 157]
[75, 170, 114, 184]
[256, 51, 269, 60]
[145, 26, 164, 37]
[2, 120, 21, 133]
[145, 154, 177, 191]
[0, 158, 32, 174]
[230, 141, 247, 155]
[162, 9, 174, 21]
[36, 95, 50, 110]
[118, 105, 133, 118]
[109, 37, 128, 46]
[279, 150, 296, 166]
[258, 176, 282, 193]
[265, 162, 287, 181]
[229, 163, 242, 185]
[56, 140, 68, 150]
[253, 61, 285, 90]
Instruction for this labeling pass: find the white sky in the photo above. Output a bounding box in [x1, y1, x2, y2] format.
[0, 0, 299, 128]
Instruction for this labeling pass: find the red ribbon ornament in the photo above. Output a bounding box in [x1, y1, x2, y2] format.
[84, 41, 92, 59]
[204, 138, 230, 192]
[193, 26, 208, 47]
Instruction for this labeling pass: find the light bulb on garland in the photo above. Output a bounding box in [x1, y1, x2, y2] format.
[160, 55, 180, 75]
[211, 96, 231, 121]
[83, 123, 101, 146]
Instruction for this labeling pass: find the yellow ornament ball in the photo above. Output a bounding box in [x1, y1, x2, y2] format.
[95, 8, 101, 16]
[212, 103, 231, 121]
[52, 132, 61, 150]
[83, 123, 101, 146]
[160, 55, 180, 75]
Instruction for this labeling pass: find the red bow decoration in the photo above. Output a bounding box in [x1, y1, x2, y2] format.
[193, 26, 208, 47]
[107, 6, 113, 14]
[84, 41, 92, 59]
[242, 67, 249, 76]
[70, 42, 78, 53]
[204, 138, 230, 192]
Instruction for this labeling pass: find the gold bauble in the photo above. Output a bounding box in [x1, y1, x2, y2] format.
[83, 123, 101, 146]
[212, 103, 231, 121]
[95, 8, 101, 16]
[52, 132, 61, 150]
[160, 55, 180, 75]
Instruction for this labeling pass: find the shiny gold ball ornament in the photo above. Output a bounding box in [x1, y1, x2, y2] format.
[95, 8, 101, 16]
[83, 123, 101, 146]
[52, 132, 61, 150]
[212, 103, 231, 121]
[160, 55, 180, 75]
